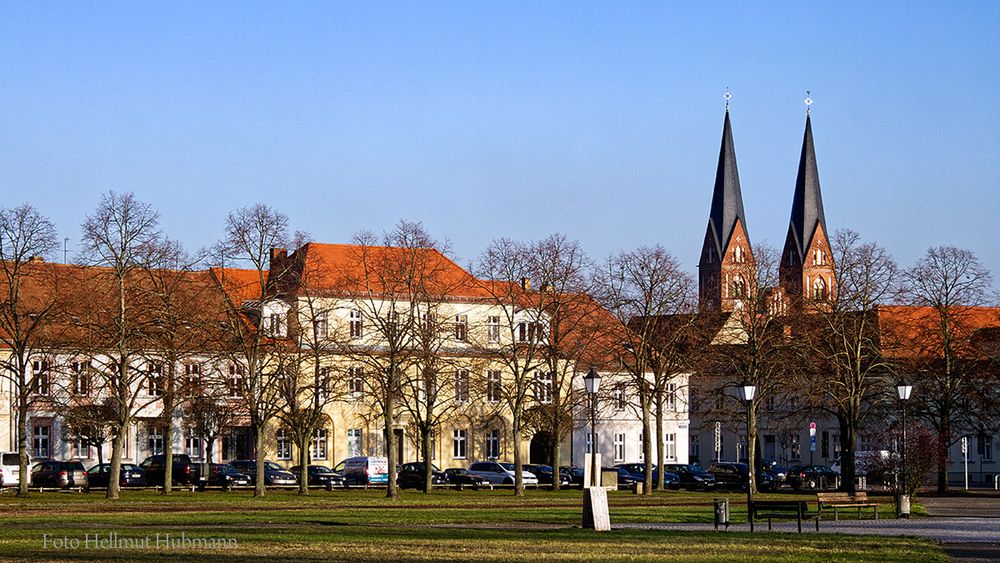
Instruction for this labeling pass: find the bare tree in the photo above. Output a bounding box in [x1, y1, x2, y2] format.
[60, 401, 118, 468]
[0, 204, 60, 496]
[213, 203, 291, 498]
[799, 229, 899, 492]
[898, 245, 996, 492]
[188, 387, 242, 466]
[594, 245, 697, 494]
[79, 191, 162, 499]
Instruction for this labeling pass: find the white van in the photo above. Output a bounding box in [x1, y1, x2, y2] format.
[0, 452, 31, 488]
[334, 457, 389, 486]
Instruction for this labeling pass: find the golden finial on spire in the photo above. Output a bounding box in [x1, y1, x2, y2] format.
[723, 88, 732, 111]
[805, 90, 813, 115]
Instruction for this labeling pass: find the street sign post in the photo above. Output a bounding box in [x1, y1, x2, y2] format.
[962, 436, 969, 490]
[809, 422, 817, 464]
[714, 422, 722, 463]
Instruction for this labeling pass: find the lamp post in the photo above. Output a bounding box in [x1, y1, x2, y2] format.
[896, 380, 913, 518]
[738, 381, 757, 531]
[583, 366, 602, 488]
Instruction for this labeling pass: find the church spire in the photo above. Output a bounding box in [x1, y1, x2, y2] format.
[787, 111, 827, 260]
[699, 100, 753, 313]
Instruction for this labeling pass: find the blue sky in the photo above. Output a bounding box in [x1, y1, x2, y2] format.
[1, 2, 998, 281]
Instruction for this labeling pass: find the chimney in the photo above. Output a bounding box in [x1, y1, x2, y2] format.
[520, 277, 531, 290]
[270, 248, 287, 264]
[28, 256, 44, 263]
[540, 281, 554, 292]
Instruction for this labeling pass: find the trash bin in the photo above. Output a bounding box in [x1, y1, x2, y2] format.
[714, 498, 730, 531]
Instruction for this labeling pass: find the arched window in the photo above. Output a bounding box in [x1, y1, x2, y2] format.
[812, 277, 827, 300]
[734, 246, 745, 264]
[732, 276, 746, 299]
[813, 249, 825, 266]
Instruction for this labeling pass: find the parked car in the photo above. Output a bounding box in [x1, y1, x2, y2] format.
[86, 463, 146, 489]
[786, 465, 838, 490]
[560, 466, 584, 489]
[290, 465, 346, 489]
[397, 462, 448, 489]
[139, 454, 200, 486]
[523, 464, 571, 487]
[610, 466, 644, 490]
[443, 467, 491, 488]
[663, 463, 716, 490]
[0, 452, 30, 488]
[613, 463, 682, 490]
[707, 462, 776, 491]
[200, 463, 251, 490]
[229, 460, 298, 487]
[763, 461, 788, 485]
[467, 461, 538, 485]
[31, 460, 88, 489]
[333, 457, 390, 486]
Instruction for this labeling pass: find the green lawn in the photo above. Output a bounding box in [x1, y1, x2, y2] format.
[0, 489, 944, 561]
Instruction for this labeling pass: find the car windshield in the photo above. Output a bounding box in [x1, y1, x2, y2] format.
[499, 463, 515, 471]
[689, 465, 710, 474]
[218, 465, 237, 474]
[311, 466, 333, 473]
[264, 462, 284, 471]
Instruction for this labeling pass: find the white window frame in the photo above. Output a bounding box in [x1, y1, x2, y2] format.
[349, 366, 364, 396]
[454, 314, 468, 342]
[454, 369, 470, 404]
[312, 428, 328, 460]
[665, 433, 676, 461]
[31, 359, 51, 396]
[276, 429, 292, 460]
[347, 429, 363, 457]
[535, 371, 553, 404]
[453, 429, 467, 459]
[487, 316, 500, 343]
[148, 362, 163, 397]
[185, 429, 202, 459]
[349, 310, 363, 339]
[486, 429, 500, 460]
[487, 370, 501, 404]
[71, 360, 91, 396]
[147, 426, 164, 456]
[32, 424, 51, 458]
[613, 433, 625, 462]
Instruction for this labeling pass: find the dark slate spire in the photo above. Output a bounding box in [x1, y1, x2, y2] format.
[707, 110, 748, 254]
[787, 113, 827, 258]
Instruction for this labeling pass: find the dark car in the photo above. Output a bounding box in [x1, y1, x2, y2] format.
[443, 467, 490, 489]
[708, 462, 776, 491]
[610, 467, 644, 490]
[523, 464, 571, 487]
[31, 460, 88, 489]
[397, 462, 448, 489]
[86, 463, 145, 489]
[139, 454, 199, 486]
[559, 466, 584, 489]
[614, 463, 682, 490]
[230, 460, 297, 487]
[786, 465, 838, 490]
[763, 462, 788, 485]
[663, 463, 716, 490]
[290, 465, 346, 489]
[200, 463, 251, 490]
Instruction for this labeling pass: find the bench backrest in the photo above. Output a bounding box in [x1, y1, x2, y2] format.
[751, 500, 807, 513]
[817, 492, 871, 503]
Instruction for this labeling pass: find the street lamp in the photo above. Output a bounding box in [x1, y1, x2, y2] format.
[583, 366, 602, 488]
[896, 380, 913, 518]
[738, 381, 757, 531]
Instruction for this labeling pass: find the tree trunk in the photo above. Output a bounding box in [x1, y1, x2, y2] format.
[107, 429, 125, 499]
[839, 412, 857, 494]
[655, 393, 665, 491]
[748, 403, 758, 495]
[205, 436, 214, 465]
[512, 412, 524, 496]
[383, 408, 398, 499]
[163, 403, 174, 495]
[641, 396, 653, 496]
[253, 424, 266, 498]
[421, 425, 432, 493]
[17, 386, 29, 497]
[550, 422, 562, 492]
[298, 434, 309, 495]
[937, 408, 951, 493]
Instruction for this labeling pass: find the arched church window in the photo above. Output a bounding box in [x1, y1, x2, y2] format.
[812, 277, 827, 300]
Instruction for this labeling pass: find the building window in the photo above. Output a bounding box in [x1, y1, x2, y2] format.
[315, 367, 332, 402]
[312, 428, 328, 460]
[534, 372, 553, 404]
[665, 433, 677, 461]
[454, 370, 470, 403]
[71, 361, 91, 396]
[813, 249, 825, 266]
[147, 362, 163, 397]
[487, 370, 501, 403]
[734, 245, 746, 264]
[147, 427, 164, 456]
[665, 383, 677, 411]
[731, 276, 746, 299]
[32, 425, 51, 458]
[690, 434, 700, 462]
[313, 312, 328, 340]
[276, 429, 292, 460]
[821, 430, 830, 458]
[349, 310, 363, 339]
[486, 429, 500, 460]
[613, 433, 625, 462]
[228, 364, 244, 398]
[184, 363, 202, 395]
[453, 429, 467, 459]
[268, 312, 284, 337]
[349, 366, 364, 396]
[586, 433, 597, 454]
[812, 277, 827, 300]
[978, 435, 994, 462]
[185, 429, 202, 459]
[638, 432, 644, 462]
[72, 438, 89, 459]
[790, 435, 801, 460]
[487, 316, 500, 343]
[518, 321, 544, 343]
[454, 314, 468, 341]
[347, 429, 363, 457]
[613, 384, 626, 411]
[31, 359, 50, 396]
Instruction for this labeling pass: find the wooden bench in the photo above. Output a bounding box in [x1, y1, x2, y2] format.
[748, 500, 819, 533]
[817, 492, 880, 521]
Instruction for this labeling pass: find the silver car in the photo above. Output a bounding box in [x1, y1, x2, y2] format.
[467, 461, 538, 485]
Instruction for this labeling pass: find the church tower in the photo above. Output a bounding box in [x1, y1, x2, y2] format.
[698, 107, 754, 313]
[779, 109, 836, 309]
